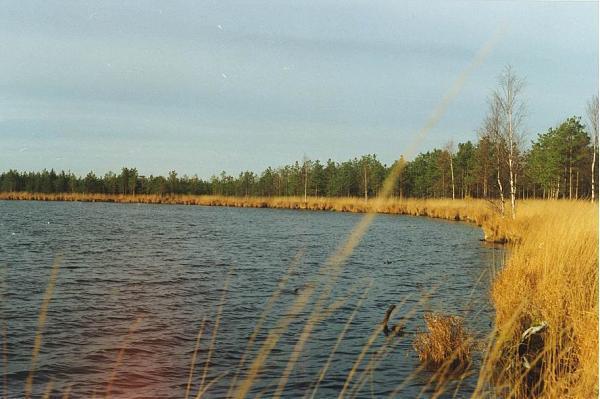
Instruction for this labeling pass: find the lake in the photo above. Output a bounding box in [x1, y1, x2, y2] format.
[0, 200, 504, 398]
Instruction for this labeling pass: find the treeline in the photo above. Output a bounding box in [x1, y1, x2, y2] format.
[1, 68, 598, 203]
[1, 114, 597, 200]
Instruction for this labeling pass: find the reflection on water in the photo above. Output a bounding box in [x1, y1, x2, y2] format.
[0, 201, 504, 398]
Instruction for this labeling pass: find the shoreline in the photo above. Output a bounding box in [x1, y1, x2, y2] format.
[0, 192, 510, 242]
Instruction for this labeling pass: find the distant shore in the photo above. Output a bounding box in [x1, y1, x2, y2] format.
[1, 192, 507, 240]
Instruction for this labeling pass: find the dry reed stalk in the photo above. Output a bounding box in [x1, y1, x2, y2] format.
[448, 373, 468, 399]
[317, 284, 361, 324]
[470, 300, 527, 397]
[41, 380, 53, 399]
[387, 357, 432, 398]
[272, 284, 359, 398]
[233, 286, 313, 398]
[505, 347, 551, 399]
[413, 331, 479, 399]
[348, 339, 402, 399]
[348, 294, 424, 399]
[349, 288, 437, 399]
[416, 346, 475, 399]
[61, 384, 72, 399]
[308, 283, 372, 399]
[185, 317, 206, 399]
[226, 250, 303, 398]
[24, 255, 62, 399]
[337, 322, 383, 398]
[198, 272, 231, 392]
[194, 371, 230, 399]
[104, 317, 143, 398]
[269, 214, 376, 399]
[415, 269, 492, 398]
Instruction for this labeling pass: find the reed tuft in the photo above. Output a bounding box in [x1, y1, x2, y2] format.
[413, 312, 474, 373]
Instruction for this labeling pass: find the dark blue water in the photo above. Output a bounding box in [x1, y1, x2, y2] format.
[0, 200, 504, 398]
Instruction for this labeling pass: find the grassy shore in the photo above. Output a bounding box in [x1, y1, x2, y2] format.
[482, 200, 598, 398]
[2, 192, 598, 397]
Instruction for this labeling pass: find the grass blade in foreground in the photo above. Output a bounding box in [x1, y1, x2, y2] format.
[24, 255, 62, 399]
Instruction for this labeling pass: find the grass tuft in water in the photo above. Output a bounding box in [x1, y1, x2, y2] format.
[413, 313, 474, 374]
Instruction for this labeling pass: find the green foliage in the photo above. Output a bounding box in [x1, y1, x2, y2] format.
[526, 116, 592, 198]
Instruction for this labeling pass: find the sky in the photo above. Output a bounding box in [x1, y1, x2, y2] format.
[0, 0, 598, 178]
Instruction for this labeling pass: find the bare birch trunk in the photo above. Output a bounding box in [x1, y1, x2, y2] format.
[576, 170, 579, 199]
[589, 96, 598, 202]
[507, 97, 517, 219]
[450, 155, 455, 200]
[508, 159, 516, 218]
[497, 154, 505, 217]
[593, 149, 597, 202]
[363, 164, 368, 202]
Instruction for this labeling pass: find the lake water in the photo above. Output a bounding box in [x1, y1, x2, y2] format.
[0, 200, 504, 398]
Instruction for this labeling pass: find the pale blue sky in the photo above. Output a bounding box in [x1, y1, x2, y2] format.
[1, 1, 597, 177]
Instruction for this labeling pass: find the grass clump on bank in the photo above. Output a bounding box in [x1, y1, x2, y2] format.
[413, 312, 474, 373]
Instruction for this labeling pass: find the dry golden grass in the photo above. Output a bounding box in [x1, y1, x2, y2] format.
[413, 313, 474, 373]
[478, 200, 599, 398]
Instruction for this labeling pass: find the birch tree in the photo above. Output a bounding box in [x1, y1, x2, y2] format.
[587, 95, 598, 202]
[494, 66, 526, 219]
[444, 141, 456, 200]
[482, 95, 506, 216]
